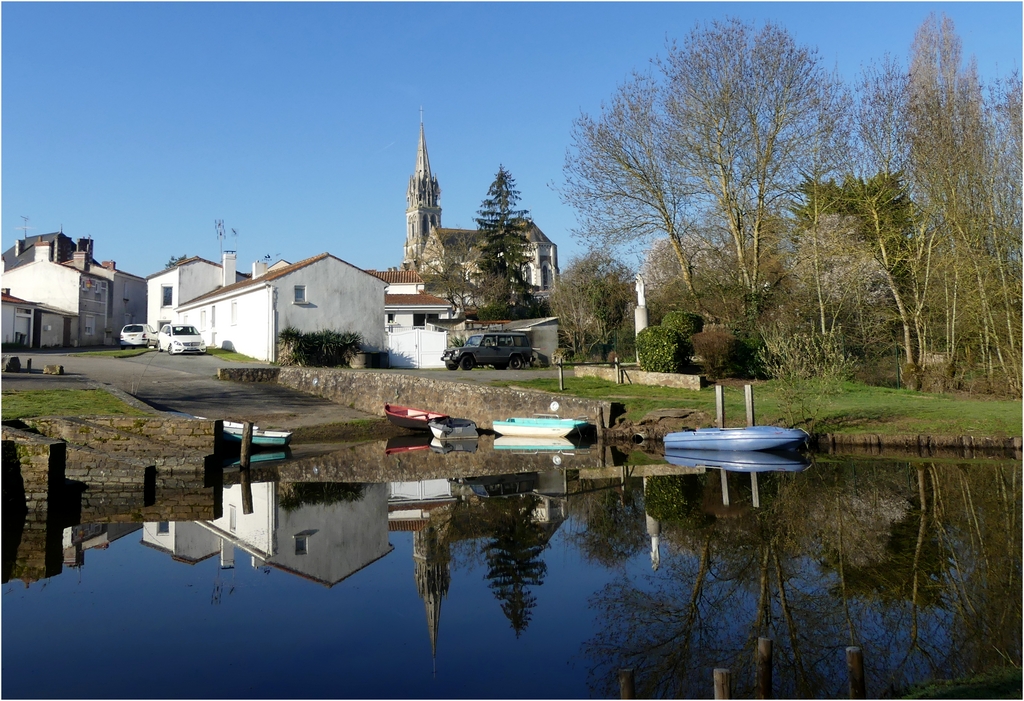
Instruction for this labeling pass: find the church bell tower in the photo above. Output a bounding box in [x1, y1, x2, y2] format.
[403, 121, 442, 268]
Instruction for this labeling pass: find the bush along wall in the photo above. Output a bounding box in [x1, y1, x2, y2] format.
[277, 328, 363, 367]
[661, 311, 704, 343]
[636, 326, 689, 373]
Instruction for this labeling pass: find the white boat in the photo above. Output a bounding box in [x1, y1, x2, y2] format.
[663, 426, 808, 452]
[493, 436, 577, 451]
[492, 416, 590, 438]
[428, 417, 479, 440]
[222, 421, 293, 447]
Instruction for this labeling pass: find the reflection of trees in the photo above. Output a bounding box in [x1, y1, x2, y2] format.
[482, 495, 549, 637]
[582, 460, 1022, 698]
[569, 478, 648, 567]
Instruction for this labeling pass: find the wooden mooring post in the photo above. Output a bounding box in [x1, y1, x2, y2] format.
[846, 646, 865, 699]
[713, 668, 731, 699]
[715, 385, 725, 428]
[618, 668, 635, 699]
[755, 637, 773, 699]
[745, 384, 755, 426]
[615, 358, 622, 385]
[239, 421, 254, 515]
[557, 360, 565, 391]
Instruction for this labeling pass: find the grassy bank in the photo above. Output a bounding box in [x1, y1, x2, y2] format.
[901, 666, 1021, 699]
[490, 377, 1022, 437]
[2, 389, 150, 421]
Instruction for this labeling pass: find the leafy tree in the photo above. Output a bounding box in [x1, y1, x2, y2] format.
[165, 254, 189, 268]
[549, 251, 634, 359]
[475, 166, 532, 311]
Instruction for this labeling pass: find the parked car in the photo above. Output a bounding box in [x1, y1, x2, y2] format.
[119, 324, 157, 349]
[441, 332, 534, 370]
[158, 324, 207, 355]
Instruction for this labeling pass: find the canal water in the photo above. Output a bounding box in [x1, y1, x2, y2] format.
[3, 439, 1020, 699]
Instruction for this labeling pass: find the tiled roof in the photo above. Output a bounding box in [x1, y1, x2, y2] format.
[366, 269, 423, 285]
[1, 292, 35, 305]
[178, 252, 380, 308]
[385, 293, 451, 307]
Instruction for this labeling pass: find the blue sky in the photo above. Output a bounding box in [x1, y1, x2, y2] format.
[3, 2, 1020, 279]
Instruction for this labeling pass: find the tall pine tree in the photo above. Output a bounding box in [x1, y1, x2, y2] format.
[475, 166, 533, 316]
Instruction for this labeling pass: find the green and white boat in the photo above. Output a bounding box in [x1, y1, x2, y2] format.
[222, 421, 293, 447]
[492, 416, 589, 439]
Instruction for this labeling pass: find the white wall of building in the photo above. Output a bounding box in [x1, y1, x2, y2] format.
[147, 260, 230, 330]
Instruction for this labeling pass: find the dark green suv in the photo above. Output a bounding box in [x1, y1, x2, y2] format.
[442, 332, 535, 370]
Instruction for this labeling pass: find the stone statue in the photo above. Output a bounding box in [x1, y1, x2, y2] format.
[635, 274, 646, 308]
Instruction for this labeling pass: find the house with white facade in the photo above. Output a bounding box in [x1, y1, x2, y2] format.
[2, 233, 147, 346]
[2, 291, 35, 346]
[172, 252, 386, 362]
[145, 253, 250, 331]
[366, 269, 454, 331]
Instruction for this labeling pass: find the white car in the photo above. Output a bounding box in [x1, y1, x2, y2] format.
[120, 324, 157, 349]
[158, 324, 207, 355]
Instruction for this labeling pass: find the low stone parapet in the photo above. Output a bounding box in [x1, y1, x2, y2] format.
[573, 364, 705, 391]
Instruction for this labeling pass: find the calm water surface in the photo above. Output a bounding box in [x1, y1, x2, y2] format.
[3, 441, 1020, 699]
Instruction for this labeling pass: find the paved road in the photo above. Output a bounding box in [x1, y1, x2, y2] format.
[1, 348, 564, 430]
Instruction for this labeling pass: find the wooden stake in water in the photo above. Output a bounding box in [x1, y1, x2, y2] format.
[713, 668, 731, 699]
[755, 637, 773, 699]
[846, 646, 865, 699]
[720, 469, 730, 506]
[618, 669, 635, 699]
[240, 421, 254, 469]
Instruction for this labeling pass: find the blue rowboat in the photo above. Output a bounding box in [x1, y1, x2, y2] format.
[492, 416, 590, 438]
[663, 426, 808, 452]
[663, 448, 810, 473]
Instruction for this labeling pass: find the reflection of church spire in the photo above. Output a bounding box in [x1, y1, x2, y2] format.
[413, 525, 450, 665]
[643, 477, 661, 571]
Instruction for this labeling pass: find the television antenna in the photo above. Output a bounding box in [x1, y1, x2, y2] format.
[16, 216, 33, 238]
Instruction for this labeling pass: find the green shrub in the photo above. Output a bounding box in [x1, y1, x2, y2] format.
[636, 326, 689, 373]
[277, 327, 363, 367]
[661, 311, 704, 342]
[476, 302, 512, 321]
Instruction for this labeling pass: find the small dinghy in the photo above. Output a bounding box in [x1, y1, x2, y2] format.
[385, 404, 449, 431]
[428, 416, 479, 440]
[663, 448, 810, 473]
[493, 416, 590, 438]
[663, 425, 808, 452]
[222, 421, 293, 447]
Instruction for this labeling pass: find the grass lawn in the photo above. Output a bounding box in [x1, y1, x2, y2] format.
[206, 347, 262, 362]
[489, 376, 1023, 437]
[78, 348, 154, 358]
[901, 666, 1022, 699]
[2, 389, 151, 420]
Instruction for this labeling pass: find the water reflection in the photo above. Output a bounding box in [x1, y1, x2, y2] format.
[3, 436, 1020, 699]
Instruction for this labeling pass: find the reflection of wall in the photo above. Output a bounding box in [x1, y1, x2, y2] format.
[205, 483, 277, 560]
[140, 522, 219, 564]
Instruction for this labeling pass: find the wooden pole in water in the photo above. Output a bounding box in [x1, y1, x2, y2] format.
[715, 385, 725, 428]
[755, 637, 773, 699]
[240, 421, 254, 469]
[713, 668, 731, 699]
[618, 668, 635, 699]
[239, 466, 254, 515]
[751, 471, 760, 509]
[846, 646, 865, 699]
[745, 384, 755, 426]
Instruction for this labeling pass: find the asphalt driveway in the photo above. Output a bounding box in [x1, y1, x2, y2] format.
[1, 348, 564, 430]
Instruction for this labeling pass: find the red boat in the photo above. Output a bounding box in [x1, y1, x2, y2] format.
[384, 404, 449, 431]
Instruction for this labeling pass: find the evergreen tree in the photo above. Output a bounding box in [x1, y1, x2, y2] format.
[475, 166, 533, 311]
[483, 496, 548, 637]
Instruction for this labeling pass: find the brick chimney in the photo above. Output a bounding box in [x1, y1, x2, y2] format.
[101, 260, 116, 271]
[222, 251, 236, 287]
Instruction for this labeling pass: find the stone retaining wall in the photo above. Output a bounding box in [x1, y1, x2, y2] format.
[219, 367, 613, 435]
[2, 425, 65, 512]
[573, 364, 705, 391]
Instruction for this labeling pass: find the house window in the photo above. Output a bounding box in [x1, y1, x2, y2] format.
[210, 306, 216, 329]
[387, 313, 395, 324]
[541, 265, 551, 289]
[84, 315, 95, 335]
[157, 522, 170, 534]
[295, 536, 308, 555]
[200, 310, 207, 331]
[294, 285, 307, 304]
[231, 301, 238, 326]
[162, 286, 173, 307]
[229, 505, 237, 533]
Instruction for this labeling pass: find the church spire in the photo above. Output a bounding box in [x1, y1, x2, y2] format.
[404, 116, 442, 268]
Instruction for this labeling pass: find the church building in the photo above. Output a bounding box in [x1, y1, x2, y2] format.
[401, 123, 558, 299]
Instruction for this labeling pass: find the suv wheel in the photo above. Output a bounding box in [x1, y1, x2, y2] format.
[508, 355, 524, 370]
[445, 361, 459, 371]
[459, 354, 475, 371]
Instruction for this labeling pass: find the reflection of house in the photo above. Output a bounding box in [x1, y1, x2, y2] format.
[400, 123, 559, 298]
[171, 253, 387, 361]
[140, 521, 220, 565]
[2, 232, 147, 346]
[388, 480, 456, 531]
[63, 523, 143, 568]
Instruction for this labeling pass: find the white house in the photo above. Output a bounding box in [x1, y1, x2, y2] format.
[146, 253, 250, 331]
[2, 233, 147, 346]
[366, 269, 455, 331]
[1, 290, 35, 346]
[173, 252, 386, 362]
